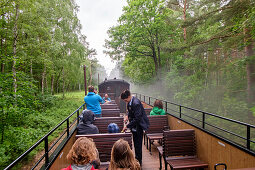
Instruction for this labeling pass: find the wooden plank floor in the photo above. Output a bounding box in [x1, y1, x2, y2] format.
[140, 139, 166, 170]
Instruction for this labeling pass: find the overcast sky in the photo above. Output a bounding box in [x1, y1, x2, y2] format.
[75, 0, 127, 75]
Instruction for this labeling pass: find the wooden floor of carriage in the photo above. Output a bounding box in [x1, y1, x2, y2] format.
[140, 140, 164, 170]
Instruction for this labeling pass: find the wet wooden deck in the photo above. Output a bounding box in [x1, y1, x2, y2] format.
[140, 140, 165, 170]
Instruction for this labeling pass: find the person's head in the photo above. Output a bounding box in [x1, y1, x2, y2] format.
[108, 123, 120, 133]
[82, 109, 95, 124]
[67, 137, 97, 165]
[153, 99, 163, 109]
[88, 85, 94, 92]
[105, 94, 109, 98]
[109, 139, 141, 170]
[121, 90, 132, 103]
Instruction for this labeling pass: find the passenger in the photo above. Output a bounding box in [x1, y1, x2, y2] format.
[84, 85, 104, 118]
[94, 87, 98, 94]
[107, 123, 120, 133]
[150, 99, 166, 116]
[103, 94, 111, 103]
[120, 89, 149, 166]
[108, 139, 141, 170]
[77, 110, 99, 135]
[61, 137, 99, 170]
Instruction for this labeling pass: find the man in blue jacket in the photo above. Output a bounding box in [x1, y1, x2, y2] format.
[121, 89, 149, 166]
[84, 85, 104, 118]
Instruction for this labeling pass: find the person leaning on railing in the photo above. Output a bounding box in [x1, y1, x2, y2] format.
[150, 99, 166, 116]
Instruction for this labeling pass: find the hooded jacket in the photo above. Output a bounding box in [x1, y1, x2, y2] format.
[77, 110, 99, 135]
[149, 107, 166, 116]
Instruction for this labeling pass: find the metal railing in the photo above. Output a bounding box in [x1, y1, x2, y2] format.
[135, 93, 255, 155]
[4, 104, 85, 170]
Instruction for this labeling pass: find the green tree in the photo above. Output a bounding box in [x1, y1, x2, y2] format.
[105, 0, 173, 78]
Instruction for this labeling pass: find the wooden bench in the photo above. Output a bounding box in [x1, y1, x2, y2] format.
[101, 109, 120, 117]
[144, 115, 169, 154]
[157, 129, 208, 170]
[144, 108, 152, 115]
[76, 133, 132, 165]
[94, 117, 124, 133]
[100, 104, 119, 110]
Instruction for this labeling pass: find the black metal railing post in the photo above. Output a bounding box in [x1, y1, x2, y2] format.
[140, 94, 141, 100]
[77, 110, 79, 125]
[67, 119, 69, 137]
[179, 106, 182, 118]
[144, 95, 145, 102]
[45, 137, 49, 165]
[149, 97, 150, 105]
[202, 112, 205, 129]
[165, 101, 167, 112]
[247, 125, 250, 150]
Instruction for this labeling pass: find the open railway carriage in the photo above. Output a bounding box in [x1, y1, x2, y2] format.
[98, 78, 130, 113]
[5, 79, 255, 170]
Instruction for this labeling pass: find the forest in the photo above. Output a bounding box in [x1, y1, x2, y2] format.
[1, 0, 255, 168]
[105, 0, 255, 123]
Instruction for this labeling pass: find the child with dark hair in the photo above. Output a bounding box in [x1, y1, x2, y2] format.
[107, 123, 120, 133]
[150, 99, 166, 116]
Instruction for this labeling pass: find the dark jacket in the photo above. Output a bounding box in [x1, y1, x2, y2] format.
[77, 110, 99, 135]
[127, 96, 149, 131]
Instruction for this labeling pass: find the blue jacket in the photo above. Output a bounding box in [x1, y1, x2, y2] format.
[102, 97, 111, 102]
[84, 92, 104, 115]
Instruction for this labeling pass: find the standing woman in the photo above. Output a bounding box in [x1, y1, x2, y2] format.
[121, 90, 149, 166]
[108, 139, 141, 170]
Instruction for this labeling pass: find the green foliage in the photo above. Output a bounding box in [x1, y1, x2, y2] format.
[0, 91, 84, 169]
[105, 0, 174, 76]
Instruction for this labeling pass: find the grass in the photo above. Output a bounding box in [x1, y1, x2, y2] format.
[1, 91, 86, 169]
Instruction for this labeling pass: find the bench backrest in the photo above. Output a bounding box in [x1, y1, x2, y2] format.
[146, 115, 168, 134]
[144, 108, 152, 115]
[163, 129, 196, 157]
[76, 133, 132, 162]
[101, 109, 120, 117]
[94, 117, 124, 133]
[100, 104, 119, 110]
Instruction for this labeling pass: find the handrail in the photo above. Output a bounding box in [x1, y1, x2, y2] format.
[134, 93, 255, 155]
[4, 103, 85, 170]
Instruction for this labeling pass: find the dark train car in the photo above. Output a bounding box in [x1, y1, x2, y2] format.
[98, 78, 129, 113]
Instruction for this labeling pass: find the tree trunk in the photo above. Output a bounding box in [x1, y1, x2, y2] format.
[183, 0, 187, 42]
[90, 62, 92, 85]
[1, 35, 4, 73]
[51, 75, 54, 95]
[62, 68, 65, 97]
[30, 59, 33, 77]
[42, 64, 46, 95]
[12, 3, 19, 100]
[152, 46, 158, 73]
[244, 28, 255, 104]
